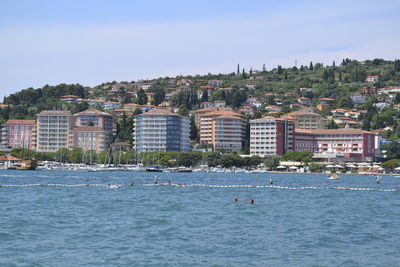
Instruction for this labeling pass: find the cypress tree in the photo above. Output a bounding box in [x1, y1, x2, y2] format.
[309, 62, 314, 70]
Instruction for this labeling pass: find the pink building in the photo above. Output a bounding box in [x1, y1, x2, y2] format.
[1, 120, 36, 149]
[73, 109, 114, 132]
[295, 129, 375, 159]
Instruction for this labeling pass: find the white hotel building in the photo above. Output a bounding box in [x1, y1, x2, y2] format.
[133, 109, 190, 152]
[250, 116, 295, 156]
[36, 110, 74, 152]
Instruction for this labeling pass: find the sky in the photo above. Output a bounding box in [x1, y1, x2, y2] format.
[0, 0, 399, 99]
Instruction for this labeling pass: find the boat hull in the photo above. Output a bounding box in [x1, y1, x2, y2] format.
[15, 160, 38, 170]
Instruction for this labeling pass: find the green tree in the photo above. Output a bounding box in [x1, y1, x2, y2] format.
[337, 96, 352, 109]
[137, 89, 147, 105]
[178, 104, 189, 116]
[309, 62, 313, 70]
[206, 152, 221, 167]
[381, 159, 400, 171]
[308, 162, 323, 172]
[201, 90, 209, 102]
[190, 116, 198, 141]
[69, 148, 83, 163]
[264, 156, 280, 170]
[327, 119, 339, 129]
[152, 88, 165, 106]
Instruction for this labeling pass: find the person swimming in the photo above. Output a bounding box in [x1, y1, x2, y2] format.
[249, 199, 254, 204]
[167, 180, 171, 185]
[129, 182, 134, 186]
[376, 176, 380, 184]
[270, 176, 273, 185]
[234, 198, 238, 202]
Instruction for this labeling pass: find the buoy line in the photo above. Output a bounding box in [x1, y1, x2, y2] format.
[0, 183, 398, 192]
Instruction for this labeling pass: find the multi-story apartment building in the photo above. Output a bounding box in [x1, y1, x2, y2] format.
[133, 109, 190, 152]
[282, 109, 327, 130]
[36, 110, 73, 152]
[68, 126, 107, 153]
[250, 116, 295, 156]
[193, 107, 230, 128]
[74, 109, 113, 132]
[295, 129, 375, 161]
[199, 110, 246, 151]
[1, 120, 36, 150]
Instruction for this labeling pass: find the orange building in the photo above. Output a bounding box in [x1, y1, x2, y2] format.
[199, 110, 246, 151]
[68, 126, 108, 153]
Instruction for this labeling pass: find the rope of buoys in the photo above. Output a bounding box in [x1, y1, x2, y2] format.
[0, 183, 398, 192]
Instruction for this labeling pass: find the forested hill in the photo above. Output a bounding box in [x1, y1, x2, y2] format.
[2, 84, 88, 120]
[2, 58, 400, 124]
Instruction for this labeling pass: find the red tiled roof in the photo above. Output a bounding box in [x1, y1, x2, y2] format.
[4, 119, 35, 125]
[287, 110, 321, 116]
[73, 126, 105, 132]
[111, 142, 132, 147]
[61, 95, 79, 98]
[0, 155, 21, 161]
[37, 110, 71, 116]
[137, 108, 181, 117]
[74, 109, 112, 117]
[296, 129, 372, 135]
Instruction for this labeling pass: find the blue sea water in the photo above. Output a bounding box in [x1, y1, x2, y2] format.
[0, 170, 400, 267]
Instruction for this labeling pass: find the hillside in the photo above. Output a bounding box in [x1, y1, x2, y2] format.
[1, 58, 400, 137]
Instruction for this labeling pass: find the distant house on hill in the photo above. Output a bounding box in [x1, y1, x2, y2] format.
[297, 97, 311, 105]
[351, 94, 366, 104]
[61, 95, 79, 103]
[207, 80, 224, 87]
[202, 102, 214, 108]
[214, 100, 226, 107]
[367, 75, 379, 83]
[361, 86, 378, 95]
[246, 82, 256, 89]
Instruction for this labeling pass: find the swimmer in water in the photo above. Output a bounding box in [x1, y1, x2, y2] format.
[106, 184, 111, 189]
[234, 198, 238, 202]
[167, 180, 171, 185]
[129, 182, 134, 186]
[249, 199, 254, 204]
[270, 176, 273, 185]
[376, 176, 380, 184]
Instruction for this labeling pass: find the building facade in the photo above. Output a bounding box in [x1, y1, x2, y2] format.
[68, 126, 107, 153]
[199, 110, 246, 151]
[133, 109, 190, 152]
[74, 109, 113, 132]
[250, 117, 295, 156]
[295, 129, 375, 160]
[282, 109, 327, 130]
[36, 110, 73, 152]
[1, 120, 36, 150]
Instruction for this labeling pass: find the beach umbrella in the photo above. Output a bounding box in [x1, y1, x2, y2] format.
[289, 166, 298, 170]
[334, 165, 344, 168]
[326, 165, 335, 168]
[276, 165, 287, 169]
[394, 167, 400, 171]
